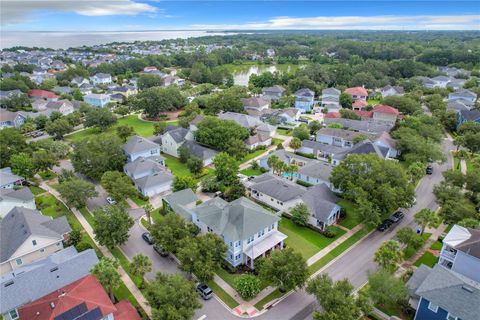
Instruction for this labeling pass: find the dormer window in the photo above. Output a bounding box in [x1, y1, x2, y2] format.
[32, 240, 37, 246]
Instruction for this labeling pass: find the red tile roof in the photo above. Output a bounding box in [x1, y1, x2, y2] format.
[353, 110, 373, 118]
[324, 112, 341, 118]
[18, 275, 140, 320]
[28, 89, 59, 99]
[352, 99, 368, 108]
[373, 104, 399, 115]
[345, 87, 368, 97]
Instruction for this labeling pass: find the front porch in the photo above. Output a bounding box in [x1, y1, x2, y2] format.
[243, 230, 287, 269]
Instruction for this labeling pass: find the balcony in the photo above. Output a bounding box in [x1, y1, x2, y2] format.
[440, 250, 456, 261]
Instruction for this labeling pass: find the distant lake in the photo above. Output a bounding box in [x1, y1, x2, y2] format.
[0, 30, 235, 49]
[232, 64, 303, 86]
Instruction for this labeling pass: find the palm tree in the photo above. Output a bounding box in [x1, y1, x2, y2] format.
[91, 258, 121, 303]
[143, 203, 154, 226]
[130, 254, 152, 288]
[267, 155, 280, 174]
[414, 208, 441, 235]
[287, 164, 298, 180]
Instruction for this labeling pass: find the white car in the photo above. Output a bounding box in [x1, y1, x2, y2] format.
[106, 197, 116, 205]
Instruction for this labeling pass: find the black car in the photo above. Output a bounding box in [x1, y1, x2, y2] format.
[142, 232, 154, 245]
[426, 164, 433, 175]
[196, 283, 213, 300]
[377, 222, 389, 232]
[389, 211, 405, 223]
[154, 244, 169, 257]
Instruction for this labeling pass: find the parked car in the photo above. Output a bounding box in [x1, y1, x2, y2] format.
[142, 232, 154, 245]
[154, 244, 169, 257]
[426, 164, 433, 175]
[389, 211, 405, 223]
[377, 219, 393, 232]
[106, 197, 116, 205]
[31, 131, 44, 138]
[196, 283, 213, 300]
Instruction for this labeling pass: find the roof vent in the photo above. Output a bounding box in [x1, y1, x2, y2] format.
[50, 302, 55, 309]
[4, 281, 14, 287]
[462, 285, 474, 293]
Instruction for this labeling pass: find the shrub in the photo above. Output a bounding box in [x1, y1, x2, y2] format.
[296, 179, 313, 187]
[75, 241, 93, 252]
[234, 274, 261, 300]
[322, 226, 337, 238]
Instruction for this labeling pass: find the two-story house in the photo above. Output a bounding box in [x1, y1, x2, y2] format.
[0, 168, 24, 189]
[448, 89, 477, 107]
[83, 93, 111, 107]
[71, 77, 90, 87]
[323, 117, 394, 135]
[372, 104, 400, 124]
[407, 264, 479, 320]
[438, 225, 480, 283]
[431, 76, 451, 88]
[0, 247, 98, 320]
[90, 73, 112, 85]
[242, 97, 271, 112]
[294, 88, 315, 113]
[345, 87, 368, 101]
[28, 89, 59, 101]
[331, 140, 391, 166]
[316, 128, 369, 148]
[320, 88, 341, 113]
[123, 135, 161, 162]
[32, 99, 74, 115]
[0, 188, 35, 218]
[457, 109, 480, 128]
[0, 110, 27, 130]
[380, 85, 404, 97]
[124, 157, 172, 197]
[218, 112, 277, 137]
[160, 126, 193, 157]
[258, 149, 312, 172]
[261, 85, 285, 101]
[0, 207, 71, 275]
[297, 161, 334, 189]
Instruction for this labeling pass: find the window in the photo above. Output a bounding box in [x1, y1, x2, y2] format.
[230, 254, 233, 260]
[15, 258, 22, 266]
[427, 301, 438, 313]
[32, 240, 37, 246]
[247, 236, 254, 244]
[9, 309, 19, 320]
[235, 254, 241, 260]
[229, 242, 233, 247]
[56, 242, 61, 246]
[40, 248, 45, 253]
[258, 229, 265, 237]
[447, 314, 457, 320]
[235, 241, 241, 247]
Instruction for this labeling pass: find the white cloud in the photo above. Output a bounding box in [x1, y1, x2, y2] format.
[190, 15, 480, 30]
[1, 0, 157, 25]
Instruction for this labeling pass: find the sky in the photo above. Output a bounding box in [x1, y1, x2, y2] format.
[1, 0, 479, 32]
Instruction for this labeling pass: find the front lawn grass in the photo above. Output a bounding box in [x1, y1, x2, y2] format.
[162, 153, 191, 177]
[308, 226, 372, 274]
[216, 268, 268, 299]
[430, 240, 443, 251]
[241, 148, 268, 163]
[279, 218, 346, 259]
[414, 251, 438, 268]
[130, 194, 148, 207]
[277, 128, 292, 136]
[271, 138, 284, 146]
[240, 168, 263, 176]
[253, 289, 283, 310]
[38, 170, 57, 180]
[338, 199, 361, 229]
[403, 233, 431, 259]
[29, 185, 46, 195]
[207, 280, 239, 309]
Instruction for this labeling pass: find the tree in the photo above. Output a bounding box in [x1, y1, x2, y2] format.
[0, 128, 28, 167]
[367, 271, 408, 307]
[258, 247, 309, 292]
[145, 272, 201, 320]
[289, 137, 302, 152]
[177, 233, 227, 283]
[407, 161, 425, 182]
[307, 274, 371, 320]
[45, 118, 73, 139]
[138, 74, 164, 89]
[213, 152, 239, 186]
[143, 203, 154, 226]
[433, 181, 463, 205]
[374, 240, 403, 273]
[130, 86, 187, 119]
[130, 254, 152, 288]
[101, 171, 138, 202]
[10, 152, 36, 178]
[65, 228, 82, 247]
[32, 149, 58, 172]
[57, 178, 98, 208]
[91, 257, 121, 302]
[292, 124, 310, 141]
[186, 156, 203, 175]
[439, 199, 476, 224]
[382, 96, 421, 115]
[116, 124, 134, 142]
[443, 169, 466, 188]
[396, 227, 423, 249]
[352, 134, 369, 145]
[84, 107, 117, 131]
[224, 179, 246, 201]
[72, 134, 125, 180]
[339, 92, 353, 109]
[330, 154, 415, 226]
[414, 208, 441, 235]
[92, 204, 134, 249]
[153, 121, 167, 136]
[150, 211, 195, 254]
[340, 109, 361, 120]
[172, 175, 198, 192]
[458, 218, 480, 229]
[308, 120, 322, 134]
[291, 203, 310, 226]
[235, 274, 261, 300]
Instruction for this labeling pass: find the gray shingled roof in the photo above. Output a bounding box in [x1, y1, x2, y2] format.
[322, 88, 341, 96]
[250, 173, 306, 202]
[183, 140, 217, 160]
[0, 247, 98, 314]
[134, 171, 173, 189]
[317, 128, 371, 141]
[218, 112, 263, 128]
[123, 135, 160, 155]
[124, 157, 165, 177]
[298, 161, 333, 181]
[165, 127, 190, 143]
[295, 88, 315, 97]
[194, 197, 280, 241]
[262, 85, 285, 94]
[324, 118, 394, 134]
[0, 188, 34, 202]
[333, 140, 388, 160]
[301, 184, 338, 221]
[301, 140, 345, 154]
[454, 227, 480, 259]
[260, 150, 313, 167]
[411, 265, 480, 320]
[450, 89, 477, 99]
[460, 109, 480, 122]
[164, 188, 197, 207]
[242, 97, 271, 108]
[0, 207, 71, 262]
[245, 133, 271, 145]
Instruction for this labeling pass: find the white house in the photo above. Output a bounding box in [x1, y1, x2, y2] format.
[90, 73, 112, 85]
[160, 127, 193, 157]
[380, 85, 404, 97]
[32, 99, 74, 115]
[242, 97, 271, 112]
[448, 89, 477, 107]
[431, 76, 451, 88]
[0, 188, 35, 218]
[244, 133, 272, 150]
[0, 110, 27, 130]
[123, 135, 161, 162]
[124, 157, 172, 197]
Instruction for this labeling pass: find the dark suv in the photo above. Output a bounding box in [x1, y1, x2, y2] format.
[142, 232, 154, 245]
[377, 219, 393, 232]
[426, 164, 433, 175]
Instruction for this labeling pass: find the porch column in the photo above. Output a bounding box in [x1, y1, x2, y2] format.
[280, 241, 284, 250]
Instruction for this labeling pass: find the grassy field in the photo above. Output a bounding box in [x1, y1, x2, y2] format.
[240, 168, 263, 176]
[241, 148, 268, 163]
[271, 138, 284, 146]
[414, 251, 438, 267]
[277, 128, 292, 136]
[38, 170, 57, 180]
[338, 199, 361, 229]
[430, 240, 443, 251]
[162, 153, 191, 177]
[29, 185, 46, 195]
[279, 218, 346, 259]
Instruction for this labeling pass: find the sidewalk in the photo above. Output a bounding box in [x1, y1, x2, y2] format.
[40, 183, 152, 317]
[460, 159, 467, 174]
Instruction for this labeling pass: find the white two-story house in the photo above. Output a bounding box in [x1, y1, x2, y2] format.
[123, 135, 161, 162]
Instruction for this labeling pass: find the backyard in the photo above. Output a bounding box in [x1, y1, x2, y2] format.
[278, 218, 346, 259]
[240, 167, 263, 176]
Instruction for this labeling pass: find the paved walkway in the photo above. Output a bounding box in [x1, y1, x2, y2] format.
[306, 224, 363, 266]
[402, 223, 448, 269]
[39, 183, 153, 317]
[460, 159, 467, 174]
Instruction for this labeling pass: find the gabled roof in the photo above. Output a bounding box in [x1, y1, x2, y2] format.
[124, 157, 165, 177]
[317, 128, 369, 141]
[194, 197, 280, 241]
[460, 109, 480, 122]
[333, 140, 388, 161]
[345, 86, 368, 97]
[92, 73, 111, 79]
[294, 88, 315, 97]
[135, 170, 173, 189]
[450, 89, 477, 99]
[28, 89, 58, 99]
[373, 104, 399, 116]
[242, 97, 271, 108]
[218, 111, 263, 128]
[381, 85, 404, 94]
[0, 207, 71, 262]
[0, 110, 27, 123]
[0, 187, 34, 202]
[164, 188, 197, 207]
[410, 265, 480, 320]
[123, 135, 160, 155]
[250, 173, 306, 202]
[323, 118, 394, 134]
[447, 100, 469, 112]
[352, 99, 368, 108]
[183, 140, 217, 160]
[262, 85, 285, 93]
[0, 247, 98, 314]
[301, 184, 338, 221]
[245, 133, 271, 145]
[322, 88, 341, 96]
[443, 225, 480, 259]
[298, 161, 334, 181]
[164, 127, 190, 143]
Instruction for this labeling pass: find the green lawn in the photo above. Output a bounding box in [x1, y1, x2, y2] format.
[130, 194, 148, 207]
[253, 289, 283, 310]
[241, 148, 268, 163]
[29, 185, 46, 195]
[216, 268, 268, 301]
[277, 128, 292, 136]
[338, 199, 361, 229]
[38, 170, 57, 180]
[414, 251, 438, 268]
[279, 218, 346, 259]
[403, 233, 431, 259]
[207, 280, 239, 309]
[430, 240, 443, 251]
[308, 226, 372, 274]
[162, 153, 191, 177]
[367, 98, 381, 106]
[240, 168, 263, 176]
[271, 138, 284, 146]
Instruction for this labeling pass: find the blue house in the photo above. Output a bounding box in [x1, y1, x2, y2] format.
[457, 109, 480, 128]
[83, 93, 110, 107]
[294, 88, 315, 113]
[407, 264, 480, 320]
